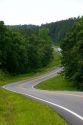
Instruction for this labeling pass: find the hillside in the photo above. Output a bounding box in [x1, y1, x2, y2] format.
[41, 17, 79, 44]
[8, 17, 79, 44]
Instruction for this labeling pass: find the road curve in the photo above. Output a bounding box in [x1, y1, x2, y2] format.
[2, 67, 83, 125]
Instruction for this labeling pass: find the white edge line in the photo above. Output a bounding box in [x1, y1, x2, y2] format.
[2, 86, 83, 121]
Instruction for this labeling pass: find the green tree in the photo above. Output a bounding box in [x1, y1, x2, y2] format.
[6, 32, 28, 74]
[0, 21, 53, 74]
[27, 28, 53, 71]
[61, 17, 83, 89]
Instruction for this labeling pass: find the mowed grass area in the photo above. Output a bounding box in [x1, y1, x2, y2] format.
[0, 51, 61, 86]
[0, 89, 67, 125]
[36, 73, 78, 91]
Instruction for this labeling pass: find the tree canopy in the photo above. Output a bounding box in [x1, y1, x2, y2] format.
[0, 21, 53, 74]
[8, 18, 79, 45]
[41, 18, 79, 44]
[61, 17, 83, 89]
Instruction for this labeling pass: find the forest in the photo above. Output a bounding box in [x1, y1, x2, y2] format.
[61, 17, 83, 89]
[8, 17, 79, 45]
[41, 17, 79, 44]
[0, 21, 52, 74]
[0, 17, 83, 88]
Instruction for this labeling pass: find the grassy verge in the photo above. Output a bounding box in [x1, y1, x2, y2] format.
[0, 89, 67, 125]
[0, 50, 68, 125]
[0, 51, 61, 86]
[36, 73, 78, 91]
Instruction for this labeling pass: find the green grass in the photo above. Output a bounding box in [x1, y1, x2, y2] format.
[0, 51, 61, 86]
[0, 51, 68, 125]
[36, 73, 78, 91]
[0, 88, 67, 125]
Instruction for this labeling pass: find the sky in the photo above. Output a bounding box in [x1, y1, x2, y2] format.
[0, 0, 83, 25]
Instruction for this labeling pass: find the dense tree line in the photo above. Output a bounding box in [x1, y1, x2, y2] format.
[41, 17, 79, 44]
[0, 21, 53, 74]
[8, 24, 39, 38]
[61, 17, 83, 89]
[8, 18, 79, 45]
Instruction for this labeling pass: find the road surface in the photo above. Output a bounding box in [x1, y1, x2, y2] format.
[2, 67, 83, 125]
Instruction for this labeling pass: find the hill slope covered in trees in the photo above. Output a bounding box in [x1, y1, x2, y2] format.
[8, 17, 79, 45]
[41, 18, 79, 44]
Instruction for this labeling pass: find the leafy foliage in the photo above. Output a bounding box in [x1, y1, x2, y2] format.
[0, 22, 53, 74]
[41, 17, 79, 44]
[8, 18, 79, 45]
[8, 24, 39, 38]
[61, 17, 83, 89]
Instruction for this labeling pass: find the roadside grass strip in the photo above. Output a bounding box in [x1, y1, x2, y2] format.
[36, 73, 78, 91]
[0, 89, 67, 125]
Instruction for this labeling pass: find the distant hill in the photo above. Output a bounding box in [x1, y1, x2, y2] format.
[7, 24, 39, 37]
[41, 17, 79, 44]
[8, 17, 79, 44]
[8, 24, 39, 30]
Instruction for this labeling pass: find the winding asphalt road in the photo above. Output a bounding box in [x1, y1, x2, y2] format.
[2, 67, 83, 125]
